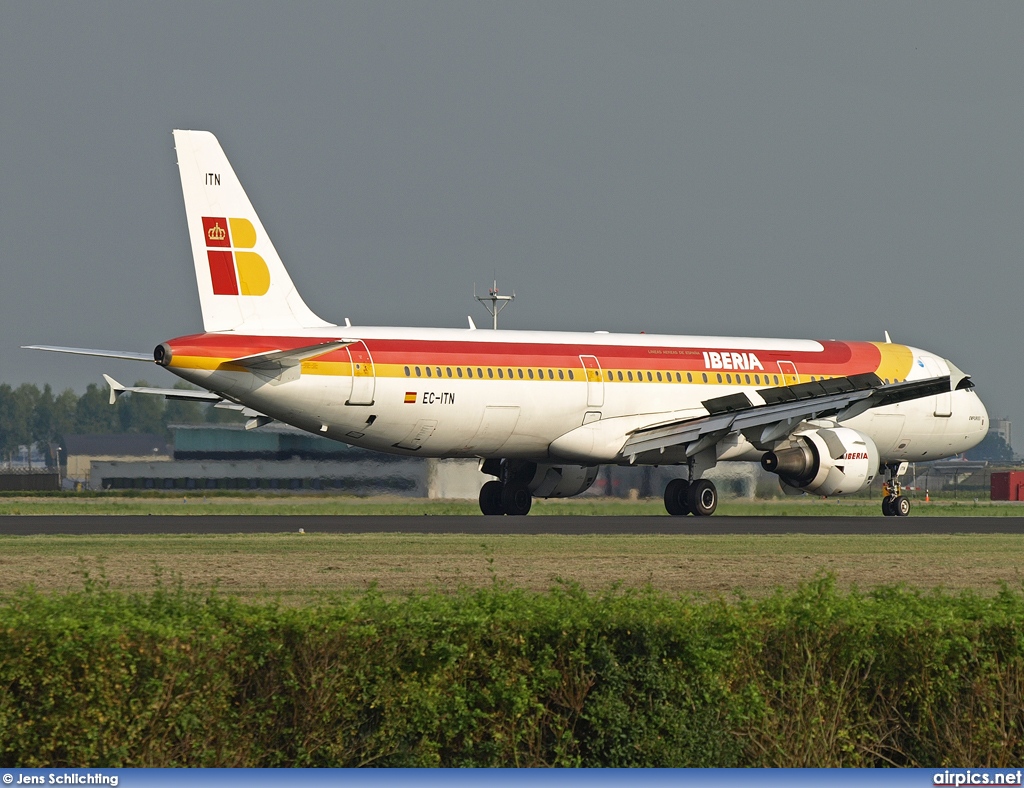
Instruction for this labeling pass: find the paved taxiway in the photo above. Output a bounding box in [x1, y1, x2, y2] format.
[1, 515, 1023, 536]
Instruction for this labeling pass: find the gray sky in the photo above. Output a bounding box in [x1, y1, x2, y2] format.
[3, 3, 1022, 447]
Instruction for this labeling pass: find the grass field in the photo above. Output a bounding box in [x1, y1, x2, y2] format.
[1, 531, 1022, 603]
[1, 493, 1020, 602]
[0, 492, 1015, 516]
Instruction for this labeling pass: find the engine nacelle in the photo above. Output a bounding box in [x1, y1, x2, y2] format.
[529, 464, 600, 498]
[761, 427, 879, 496]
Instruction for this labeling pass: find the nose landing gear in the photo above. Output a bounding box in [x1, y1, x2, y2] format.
[882, 463, 910, 517]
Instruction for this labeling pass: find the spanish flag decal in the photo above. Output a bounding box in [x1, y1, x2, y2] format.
[404, 392, 417, 404]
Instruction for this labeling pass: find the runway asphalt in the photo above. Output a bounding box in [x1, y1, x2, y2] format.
[1, 515, 1023, 536]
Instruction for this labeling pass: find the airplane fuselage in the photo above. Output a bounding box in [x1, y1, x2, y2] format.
[160, 327, 988, 466]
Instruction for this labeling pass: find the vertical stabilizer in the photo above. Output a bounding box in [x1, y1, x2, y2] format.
[173, 129, 335, 333]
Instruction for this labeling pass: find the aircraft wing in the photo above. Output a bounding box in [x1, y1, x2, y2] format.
[23, 345, 154, 362]
[620, 373, 953, 460]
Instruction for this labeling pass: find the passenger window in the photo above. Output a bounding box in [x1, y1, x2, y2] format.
[607, 371, 613, 380]
[426, 367, 432, 377]
[457, 367, 463, 378]
[617, 371, 623, 381]
[773, 375, 780, 385]
[487, 368, 494, 379]
[656, 371, 662, 381]
[517, 369, 523, 379]
[467, 367, 474, 378]
[436, 367, 442, 378]
[627, 371, 633, 381]
[558, 370, 565, 380]
[717, 374, 723, 383]
[568, 370, 574, 380]
[701, 373, 708, 383]
[676, 372, 682, 382]
[726, 374, 732, 384]
[754, 375, 760, 384]
[415, 366, 421, 377]
[686, 373, 692, 383]
[745, 374, 750, 384]
[498, 368, 504, 379]
[446, 367, 452, 378]
[528, 369, 534, 379]
[478, 368, 484, 378]
[404, 366, 410, 377]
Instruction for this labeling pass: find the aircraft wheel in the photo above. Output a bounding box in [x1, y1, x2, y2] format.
[664, 479, 691, 516]
[479, 480, 506, 516]
[881, 496, 896, 517]
[501, 481, 533, 516]
[894, 495, 911, 517]
[688, 479, 718, 517]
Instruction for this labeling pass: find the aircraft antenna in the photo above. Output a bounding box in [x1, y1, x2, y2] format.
[474, 280, 515, 330]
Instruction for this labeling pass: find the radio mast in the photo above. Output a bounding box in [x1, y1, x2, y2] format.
[474, 280, 515, 330]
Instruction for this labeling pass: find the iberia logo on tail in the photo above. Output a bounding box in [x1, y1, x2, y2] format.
[201, 217, 270, 296]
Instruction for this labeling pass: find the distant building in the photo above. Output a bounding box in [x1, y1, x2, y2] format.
[64, 434, 170, 486]
[87, 424, 485, 498]
[992, 418, 1012, 450]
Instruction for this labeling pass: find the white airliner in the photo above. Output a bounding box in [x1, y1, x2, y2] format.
[28, 130, 989, 517]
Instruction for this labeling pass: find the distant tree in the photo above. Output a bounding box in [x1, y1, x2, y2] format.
[163, 382, 206, 427]
[0, 384, 40, 465]
[31, 384, 77, 466]
[74, 383, 121, 434]
[115, 380, 165, 435]
[965, 432, 1014, 463]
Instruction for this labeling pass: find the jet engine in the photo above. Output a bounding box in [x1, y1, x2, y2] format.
[760, 427, 879, 496]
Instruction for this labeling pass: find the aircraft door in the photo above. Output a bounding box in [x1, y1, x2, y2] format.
[778, 360, 799, 386]
[346, 341, 376, 405]
[579, 355, 604, 408]
[921, 356, 952, 417]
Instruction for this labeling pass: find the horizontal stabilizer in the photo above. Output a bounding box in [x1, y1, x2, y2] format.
[23, 345, 153, 362]
[228, 339, 353, 370]
[103, 374, 223, 406]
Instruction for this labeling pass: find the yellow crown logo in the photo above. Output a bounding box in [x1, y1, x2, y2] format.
[207, 222, 227, 242]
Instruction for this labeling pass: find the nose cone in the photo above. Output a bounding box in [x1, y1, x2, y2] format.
[954, 388, 989, 453]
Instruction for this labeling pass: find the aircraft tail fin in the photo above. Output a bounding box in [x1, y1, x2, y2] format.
[173, 129, 335, 333]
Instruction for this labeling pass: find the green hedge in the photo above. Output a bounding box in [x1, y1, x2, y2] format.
[2, 576, 1023, 767]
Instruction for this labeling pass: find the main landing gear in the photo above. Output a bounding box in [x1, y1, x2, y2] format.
[881, 463, 910, 517]
[663, 477, 718, 517]
[479, 479, 532, 516]
[478, 459, 533, 516]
